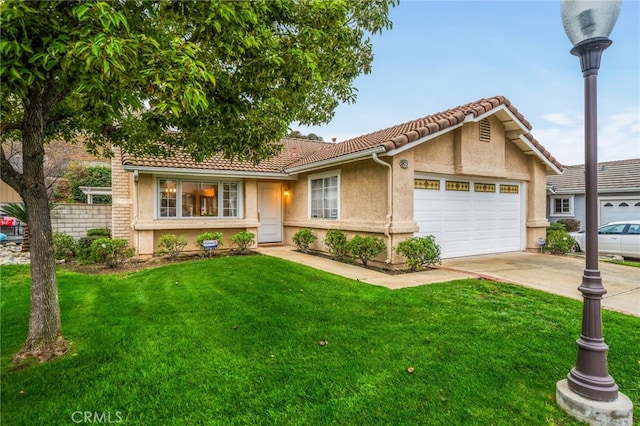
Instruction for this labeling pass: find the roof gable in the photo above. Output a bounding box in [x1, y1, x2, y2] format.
[284, 96, 561, 173]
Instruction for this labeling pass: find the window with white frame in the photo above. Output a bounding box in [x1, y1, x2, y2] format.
[158, 179, 240, 218]
[309, 171, 340, 220]
[550, 196, 574, 216]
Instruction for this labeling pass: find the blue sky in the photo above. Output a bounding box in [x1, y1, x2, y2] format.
[296, 0, 640, 166]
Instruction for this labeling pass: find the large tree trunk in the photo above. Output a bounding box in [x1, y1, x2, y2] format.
[12, 86, 67, 362]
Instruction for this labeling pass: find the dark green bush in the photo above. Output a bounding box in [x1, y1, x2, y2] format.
[230, 231, 255, 255]
[544, 230, 577, 255]
[548, 222, 567, 232]
[556, 218, 580, 232]
[346, 235, 386, 267]
[156, 234, 188, 261]
[395, 236, 442, 272]
[292, 228, 317, 253]
[87, 228, 111, 238]
[90, 237, 135, 267]
[324, 229, 348, 260]
[77, 237, 96, 262]
[52, 232, 78, 260]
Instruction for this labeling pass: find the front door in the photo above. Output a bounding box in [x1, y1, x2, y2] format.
[257, 182, 283, 243]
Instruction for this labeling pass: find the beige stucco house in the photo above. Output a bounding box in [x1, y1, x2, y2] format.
[111, 96, 562, 267]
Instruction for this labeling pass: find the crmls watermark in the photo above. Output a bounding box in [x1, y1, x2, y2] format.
[71, 411, 123, 424]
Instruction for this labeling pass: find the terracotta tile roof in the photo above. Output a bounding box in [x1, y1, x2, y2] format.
[285, 96, 561, 171]
[121, 96, 562, 173]
[121, 138, 328, 174]
[547, 158, 640, 193]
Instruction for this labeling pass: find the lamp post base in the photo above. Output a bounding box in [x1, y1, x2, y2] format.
[556, 379, 633, 425]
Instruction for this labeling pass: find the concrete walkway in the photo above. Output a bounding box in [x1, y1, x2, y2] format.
[254, 246, 639, 317]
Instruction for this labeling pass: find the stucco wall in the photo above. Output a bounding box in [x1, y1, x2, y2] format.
[122, 170, 264, 256]
[51, 204, 111, 239]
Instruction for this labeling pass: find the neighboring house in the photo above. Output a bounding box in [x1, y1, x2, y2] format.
[112, 96, 562, 266]
[547, 158, 640, 230]
[1, 139, 109, 207]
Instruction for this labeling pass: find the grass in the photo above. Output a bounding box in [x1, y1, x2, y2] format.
[2, 256, 639, 425]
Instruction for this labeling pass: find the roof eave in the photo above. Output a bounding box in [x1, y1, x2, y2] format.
[385, 123, 465, 157]
[123, 165, 296, 180]
[285, 146, 387, 174]
[516, 134, 563, 175]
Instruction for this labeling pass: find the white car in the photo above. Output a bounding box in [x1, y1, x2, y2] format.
[570, 220, 640, 259]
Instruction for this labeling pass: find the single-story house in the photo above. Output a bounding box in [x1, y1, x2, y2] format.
[111, 96, 563, 267]
[547, 158, 640, 230]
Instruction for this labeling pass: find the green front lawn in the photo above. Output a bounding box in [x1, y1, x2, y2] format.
[2, 256, 638, 425]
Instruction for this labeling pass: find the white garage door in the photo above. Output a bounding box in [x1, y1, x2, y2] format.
[414, 176, 524, 259]
[600, 199, 640, 225]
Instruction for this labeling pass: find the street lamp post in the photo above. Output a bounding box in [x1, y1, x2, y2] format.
[557, 1, 632, 423]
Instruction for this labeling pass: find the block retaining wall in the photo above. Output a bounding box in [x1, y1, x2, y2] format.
[51, 204, 112, 239]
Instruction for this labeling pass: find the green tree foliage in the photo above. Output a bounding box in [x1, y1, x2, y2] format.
[346, 235, 386, 267]
[287, 130, 324, 141]
[0, 0, 395, 361]
[395, 236, 442, 272]
[55, 164, 112, 204]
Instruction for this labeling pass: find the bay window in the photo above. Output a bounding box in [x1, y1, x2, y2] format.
[158, 179, 240, 218]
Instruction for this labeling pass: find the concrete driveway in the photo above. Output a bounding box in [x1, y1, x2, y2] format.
[442, 252, 639, 317]
[255, 247, 639, 317]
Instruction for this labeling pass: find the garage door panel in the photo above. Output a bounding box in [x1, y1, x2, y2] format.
[414, 176, 523, 258]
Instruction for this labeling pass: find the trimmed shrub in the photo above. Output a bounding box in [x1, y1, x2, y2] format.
[292, 228, 317, 253]
[548, 222, 567, 232]
[156, 234, 188, 261]
[87, 228, 111, 238]
[347, 235, 386, 267]
[196, 232, 224, 255]
[90, 237, 135, 267]
[395, 236, 442, 272]
[325, 229, 349, 260]
[52, 232, 78, 261]
[556, 218, 580, 232]
[544, 229, 577, 255]
[77, 229, 111, 261]
[231, 231, 255, 255]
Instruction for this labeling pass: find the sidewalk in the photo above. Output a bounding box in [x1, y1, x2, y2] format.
[254, 246, 640, 317]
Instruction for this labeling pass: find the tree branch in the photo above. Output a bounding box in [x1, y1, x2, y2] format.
[0, 122, 22, 136]
[0, 144, 25, 195]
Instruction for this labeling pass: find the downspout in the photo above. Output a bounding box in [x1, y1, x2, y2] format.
[372, 153, 393, 263]
[132, 170, 140, 255]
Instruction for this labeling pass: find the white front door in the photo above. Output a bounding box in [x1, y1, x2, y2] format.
[257, 182, 282, 243]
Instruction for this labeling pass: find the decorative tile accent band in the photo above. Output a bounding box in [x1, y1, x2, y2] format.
[474, 183, 496, 193]
[500, 184, 519, 194]
[446, 181, 470, 191]
[414, 179, 440, 190]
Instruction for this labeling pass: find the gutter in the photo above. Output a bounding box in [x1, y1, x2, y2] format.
[371, 152, 393, 264]
[285, 146, 386, 174]
[123, 165, 295, 180]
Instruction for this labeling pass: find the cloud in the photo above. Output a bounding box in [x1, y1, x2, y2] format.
[534, 108, 640, 166]
[541, 113, 574, 126]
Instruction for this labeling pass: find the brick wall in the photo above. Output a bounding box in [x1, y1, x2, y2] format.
[110, 147, 132, 241]
[51, 204, 111, 238]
